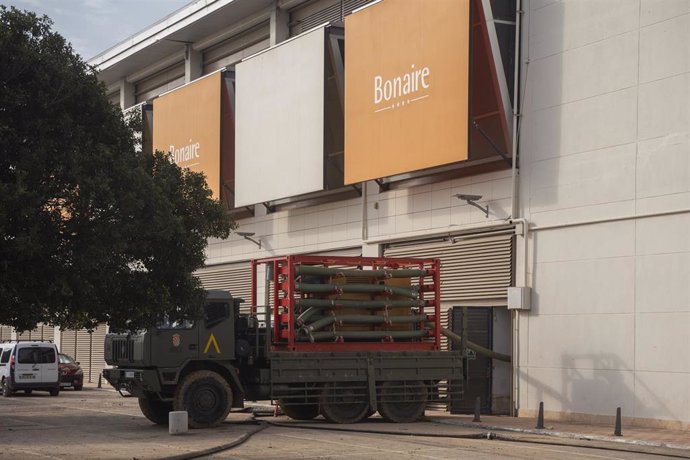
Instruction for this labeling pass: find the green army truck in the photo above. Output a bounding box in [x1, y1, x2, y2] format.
[103, 255, 465, 428]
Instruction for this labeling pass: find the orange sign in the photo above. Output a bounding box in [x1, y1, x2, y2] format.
[344, 0, 470, 184]
[153, 72, 222, 198]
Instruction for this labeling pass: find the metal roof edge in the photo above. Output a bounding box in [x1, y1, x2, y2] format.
[88, 0, 234, 70]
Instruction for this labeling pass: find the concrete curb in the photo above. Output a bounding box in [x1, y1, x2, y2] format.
[429, 418, 690, 452]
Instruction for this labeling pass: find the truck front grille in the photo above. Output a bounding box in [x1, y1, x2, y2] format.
[111, 338, 134, 363]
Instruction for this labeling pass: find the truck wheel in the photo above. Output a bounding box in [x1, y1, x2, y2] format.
[319, 383, 369, 424]
[138, 395, 173, 425]
[49, 387, 60, 397]
[24, 389, 33, 395]
[377, 381, 427, 423]
[173, 370, 233, 428]
[278, 400, 320, 420]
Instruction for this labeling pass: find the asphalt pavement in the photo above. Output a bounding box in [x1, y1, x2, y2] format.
[0, 386, 687, 459]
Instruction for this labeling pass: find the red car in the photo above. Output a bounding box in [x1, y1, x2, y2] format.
[58, 353, 83, 390]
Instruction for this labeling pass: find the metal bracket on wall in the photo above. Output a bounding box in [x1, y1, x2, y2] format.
[374, 178, 389, 192]
[262, 202, 275, 213]
[472, 120, 512, 166]
[350, 184, 362, 196]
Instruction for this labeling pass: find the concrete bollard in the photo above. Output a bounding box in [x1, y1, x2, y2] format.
[169, 411, 188, 435]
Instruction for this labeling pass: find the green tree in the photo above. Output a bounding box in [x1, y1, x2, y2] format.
[0, 7, 233, 332]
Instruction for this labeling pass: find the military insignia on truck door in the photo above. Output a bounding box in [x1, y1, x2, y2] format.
[172, 334, 181, 347]
[204, 333, 221, 354]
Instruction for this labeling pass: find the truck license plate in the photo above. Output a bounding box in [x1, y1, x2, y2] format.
[20, 374, 36, 379]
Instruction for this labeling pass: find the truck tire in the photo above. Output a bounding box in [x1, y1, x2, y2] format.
[49, 387, 60, 397]
[278, 400, 320, 420]
[173, 370, 233, 428]
[139, 395, 173, 425]
[377, 381, 427, 423]
[319, 382, 369, 424]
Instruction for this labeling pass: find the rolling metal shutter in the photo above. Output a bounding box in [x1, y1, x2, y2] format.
[289, 0, 378, 36]
[17, 324, 54, 341]
[59, 324, 107, 383]
[195, 262, 253, 315]
[384, 228, 514, 350]
[384, 230, 514, 304]
[0, 325, 13, 341]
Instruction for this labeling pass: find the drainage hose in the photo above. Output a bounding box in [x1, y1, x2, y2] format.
[440, 327, 512, 363]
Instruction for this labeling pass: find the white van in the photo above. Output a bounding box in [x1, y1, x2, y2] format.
[1, 342, 60, 397]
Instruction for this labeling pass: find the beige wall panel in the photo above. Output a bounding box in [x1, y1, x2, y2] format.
[153, 72, 222, 198]
[344, 0, 470, 184]
[235, 27, 326, 207]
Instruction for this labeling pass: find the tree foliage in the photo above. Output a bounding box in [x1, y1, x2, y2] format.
[0, 7, 234, 332]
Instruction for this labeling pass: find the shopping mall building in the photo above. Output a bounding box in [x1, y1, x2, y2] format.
[8, 0, 688, 427]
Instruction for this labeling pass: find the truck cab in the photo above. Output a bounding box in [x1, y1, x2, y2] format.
[103, 290, 266, 427]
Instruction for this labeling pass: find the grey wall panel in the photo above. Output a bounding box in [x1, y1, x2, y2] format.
[235, 27, 326, 206]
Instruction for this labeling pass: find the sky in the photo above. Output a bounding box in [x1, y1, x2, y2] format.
[5, 0, 192, 60]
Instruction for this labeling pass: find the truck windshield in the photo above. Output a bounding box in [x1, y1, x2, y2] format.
[156, 318, 194, 330]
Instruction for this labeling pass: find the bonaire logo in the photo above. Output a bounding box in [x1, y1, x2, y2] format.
[169, 139, 201, 166]
[373, 64, 431, 113]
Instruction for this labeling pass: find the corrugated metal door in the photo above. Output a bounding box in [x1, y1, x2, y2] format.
[17, 324, 54, 341]
[0, 325, 13, 341]
[59, 324, 107, 383]
[384, 229, 513, 351]
[196, 262, 253, 315]
[384, 231, 514, 304]
[60, 329, 77, 357]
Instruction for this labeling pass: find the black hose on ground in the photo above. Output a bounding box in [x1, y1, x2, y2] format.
[158, 422, 268, 460]
[158, 416, 689, 460]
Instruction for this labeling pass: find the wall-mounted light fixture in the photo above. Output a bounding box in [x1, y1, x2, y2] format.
[236, 231, 262, 248]
[455, 194, 489, 218]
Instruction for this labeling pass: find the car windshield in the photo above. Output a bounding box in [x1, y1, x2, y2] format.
[59, 354, 75, 364]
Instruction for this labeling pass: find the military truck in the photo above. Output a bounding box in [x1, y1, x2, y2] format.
[103, 255, 464, 428]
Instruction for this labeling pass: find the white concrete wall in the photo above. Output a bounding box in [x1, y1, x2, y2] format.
[519, 0, 690, 425]
[206, 169, 514, 263]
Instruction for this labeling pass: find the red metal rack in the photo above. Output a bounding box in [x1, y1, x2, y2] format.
[251, 255, 441, 352]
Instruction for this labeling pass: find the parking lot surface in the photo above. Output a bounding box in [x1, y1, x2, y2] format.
[0, 387, 684, 459]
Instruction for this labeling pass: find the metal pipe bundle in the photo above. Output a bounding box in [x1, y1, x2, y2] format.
[296, 266, 428, 278]
[305, 329, 429, 343]
[302, 314, 427, 333]
[296, 282, 419, 299]
[295, 299, 425, 309]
